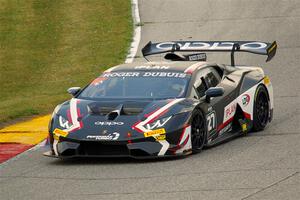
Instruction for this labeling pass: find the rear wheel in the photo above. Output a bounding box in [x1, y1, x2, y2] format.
[191, 109, 206, 153]
[253, 85, 269, 131]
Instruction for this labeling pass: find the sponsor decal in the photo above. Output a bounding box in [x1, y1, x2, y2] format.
[102, 72, 186, 78]
[156, 42, 267, 51]
[154, 134, 166, 141]
[144, 128, 166, 137]
[224, 102, 237, 122]
[144, 116, 172, 130]
[103, 72, 140, 77]
[242, 94, 250, 106]
[134, 65, 170, 69]
[207, 111, 217, 132]
[187, 53, 206, 61]
[53, 128, 69, 140]
[59, 115, 72, 129]
[87, 132, 120, 140]
[94, 121, 124, 126]
[143, 72, 186, 78]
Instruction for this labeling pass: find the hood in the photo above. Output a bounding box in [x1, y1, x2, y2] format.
[53, 98, 194, 141]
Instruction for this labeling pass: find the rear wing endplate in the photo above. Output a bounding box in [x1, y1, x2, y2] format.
[142, 41, 277, 65]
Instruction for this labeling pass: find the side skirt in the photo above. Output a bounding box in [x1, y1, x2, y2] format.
[205, 129, 245, 148]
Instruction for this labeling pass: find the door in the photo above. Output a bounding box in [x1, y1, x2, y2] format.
[193, 67, 220, 138]
[193, 66, 237, 138]
[206, 66, 238, 137]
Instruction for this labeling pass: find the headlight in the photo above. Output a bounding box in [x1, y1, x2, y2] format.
[144, 116, 172, 130]
[58, 115, 72, 129]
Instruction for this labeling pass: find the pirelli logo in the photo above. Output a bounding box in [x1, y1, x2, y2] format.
[144, 128, 166, 137]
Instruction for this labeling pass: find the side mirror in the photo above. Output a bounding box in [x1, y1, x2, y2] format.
[205, 87, 224, 103]
[67, 87, 81, 97]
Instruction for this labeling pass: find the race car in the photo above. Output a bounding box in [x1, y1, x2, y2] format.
[44, 40, 277, 159]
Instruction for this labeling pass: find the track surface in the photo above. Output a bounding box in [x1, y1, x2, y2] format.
[1, 1, 299, 199]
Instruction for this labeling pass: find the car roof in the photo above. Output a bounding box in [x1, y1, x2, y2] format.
[105, 61, 211, 74]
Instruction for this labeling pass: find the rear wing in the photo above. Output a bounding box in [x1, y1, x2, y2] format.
[142, 41, 277, 66]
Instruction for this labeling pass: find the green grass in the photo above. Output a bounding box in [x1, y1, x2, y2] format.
[0, 0, 132, 123]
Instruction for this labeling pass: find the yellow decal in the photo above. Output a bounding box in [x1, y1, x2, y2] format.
[53, 128, 68, 140]
[144, 128, 166, 137]
[154, 134, 166, 141]
[268, 43, 277, 53]
[264, 76, 270, 85]
[242, 124, 247, 132]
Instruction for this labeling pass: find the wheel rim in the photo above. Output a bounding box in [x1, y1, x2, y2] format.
[256, 91, 269, 126]
[191, 113, 205, 150]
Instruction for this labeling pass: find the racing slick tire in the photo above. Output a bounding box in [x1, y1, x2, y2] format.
[252, 85, 270, 132]
[191, 109, 207, 153]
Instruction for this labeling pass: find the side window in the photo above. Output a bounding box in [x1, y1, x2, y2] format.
[196, 77, 207, 97]
[191, 87, 199, 99]
[192, 67, 222, 98]
[193, 70, 208, 98]
[205, 68, 221, 88]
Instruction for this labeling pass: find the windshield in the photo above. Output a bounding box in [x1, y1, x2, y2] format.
[79, 71, 190, 99]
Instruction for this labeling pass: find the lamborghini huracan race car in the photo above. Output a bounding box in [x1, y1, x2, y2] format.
[44, 40, 277, 158]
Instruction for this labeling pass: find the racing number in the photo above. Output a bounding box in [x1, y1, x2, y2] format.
[207, 112, 216, 132]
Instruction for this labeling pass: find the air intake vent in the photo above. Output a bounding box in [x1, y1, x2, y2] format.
[88, 105, 114, 115]
[107, 111, 119, 120]
[88, 102, 146, 116]
[123, 107, 144, 115]
[106, 104, 123, 120]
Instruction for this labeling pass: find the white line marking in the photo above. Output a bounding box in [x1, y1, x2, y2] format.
[176, 126, 192, 154]
[125, 0, 141, 63]
[158, 140, 169, 156]
[53, 139, 59, 156]
[64, 98, 80, 132]
[135, 98, 184, 132]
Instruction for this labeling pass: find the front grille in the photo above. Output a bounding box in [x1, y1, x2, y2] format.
[79, 142, 129, 156]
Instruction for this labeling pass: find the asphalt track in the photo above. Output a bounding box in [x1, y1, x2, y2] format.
[1, 0, 300, 199]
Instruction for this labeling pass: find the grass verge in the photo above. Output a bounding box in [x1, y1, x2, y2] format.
[0, 0, 132, 123]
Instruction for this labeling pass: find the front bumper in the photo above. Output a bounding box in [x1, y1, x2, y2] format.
[44, 134, 192, 158]
[44, 138, 192, 159]
[46, 124, 193, 159]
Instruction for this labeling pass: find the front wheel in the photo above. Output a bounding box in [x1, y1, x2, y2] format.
[191, 109, 207, 153]
[253, 85, 270, 131]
